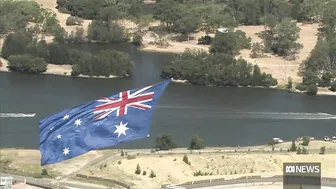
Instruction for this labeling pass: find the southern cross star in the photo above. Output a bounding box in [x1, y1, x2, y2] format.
[74, 119, 81, 126]
[114, 121, 129, 137]
[63, 147, 70, 155]
[57, 134, 62, 139]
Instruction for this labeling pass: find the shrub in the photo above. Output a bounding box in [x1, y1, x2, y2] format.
[302, 136, 310, 146]
[330, 81, 336, 92]
[290, 140, 297, 152]
[142, 170, 147, 175]
[197, 35, 212, 45]
[306, 84, 318, 95]
[302, 147, 308, 154]
[149, 170, 156, 178]
[320, 146, 326, 155]
[127, 155, 136, 160]
[66, 16, 84, 26]
[8, 54, 47, 74]
[183, 154, 190, 165]
[297, 147, 302, 154]
[121, 150, 124, 156]
[250, 42, 265, 58]
[41, 169, 48, 176]
[135, 164, 141, 175]
[155, 134, 178, 150]
[286, 77, 293, 89]
[295, 83, 307, 91]
[189, 135, 205, 150]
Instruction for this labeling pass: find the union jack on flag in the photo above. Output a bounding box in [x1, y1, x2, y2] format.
[93, 85, 154, 120]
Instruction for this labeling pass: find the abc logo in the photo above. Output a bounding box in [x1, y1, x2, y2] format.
[286, 166, 295, 173]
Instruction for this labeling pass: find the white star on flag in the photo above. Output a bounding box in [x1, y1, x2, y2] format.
[57, 134, 62, 139]
[50, 127, 54, 131]
[114, 121, 129, 137]
[63, 114, 69, 120]
[74, 119, 81, 126]
[63, 147, 70, 155]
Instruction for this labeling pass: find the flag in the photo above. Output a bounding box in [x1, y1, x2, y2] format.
[39, 79, 171, 166]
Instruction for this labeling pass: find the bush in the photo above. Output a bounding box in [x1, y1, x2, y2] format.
[297, 147, 302, 154]
[330, 81, 336, 92]
[295, 83, 307, 91]
[250, 42, 265, 58]
[155, 134, 178, 150]
[41, 169, 48, 176]
[66, 16, 84, 26]
[197, 35, 212, 45]
[189, 135, 205, 150]
[142, 170, 147, 175]
[286, 77, 293, 89]
[320, 146, 326, 155]
[135, 164, 141, 175]
[302, 147, 308, 154]
[183, 155, 190, 165]
[121, 150, 124, 156]
[306, 84, 318, 95]
[302, 136, 310, 146]
[290, 140, 297, 152]
[149, 170, 156, 178]
[7, 54, 47, 74]
[127, 155, 136, 160]
[118, 161, 121, 164]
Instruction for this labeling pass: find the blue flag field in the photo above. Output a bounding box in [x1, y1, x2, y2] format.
[39, 79, 171, 166]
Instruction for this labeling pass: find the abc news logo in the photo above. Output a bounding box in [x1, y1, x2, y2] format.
[285, 165, 320, 173]
[284, 163, 321, 175]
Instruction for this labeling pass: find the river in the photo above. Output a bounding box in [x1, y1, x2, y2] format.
[1, 43, 335, 149]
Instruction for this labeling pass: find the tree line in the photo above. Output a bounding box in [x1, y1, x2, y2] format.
[1, 30, 132, 76]
[296, 0, 336, 94]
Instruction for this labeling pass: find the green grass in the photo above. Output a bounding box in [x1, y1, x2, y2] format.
[71, 177, 118, 188]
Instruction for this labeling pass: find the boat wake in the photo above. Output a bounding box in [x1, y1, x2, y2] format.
[215, 112, 336, 120]
[0, 113, 36, 118]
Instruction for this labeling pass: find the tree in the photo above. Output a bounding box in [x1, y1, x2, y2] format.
[302, 136, 310, 146]
[267, 18, 302, 57]
[174, 11, 201, 40]
[210, 31, 241, 55]
[87, 20, 128, 43]
[153, 0, 182, 28]
[302, 147, 308, 154]
[155, 134, 178, 150]
[189, 135, 205, 150]
[330, 81, 336, 92]
[7, 54, 47, 74]
[250, 42, 265, 58]
[135, 164, 141, 175]
[306, 84, 318, 95]
[286, 77, 293, 89]
[290, 140, 297, 152]
[47, 43, 70, 65]
[320, 146, 326, 155]
[1, 30, 33, 59]
[149, 170, 156, 178]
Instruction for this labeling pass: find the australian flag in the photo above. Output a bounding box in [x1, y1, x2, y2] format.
[39, 79, 171, 166]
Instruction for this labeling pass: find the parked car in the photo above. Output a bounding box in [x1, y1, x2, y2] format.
[273, 138, 284, 143]
[324, 136, 330, 141]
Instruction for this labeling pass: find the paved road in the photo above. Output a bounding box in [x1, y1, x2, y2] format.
[177, 177, 336, 189]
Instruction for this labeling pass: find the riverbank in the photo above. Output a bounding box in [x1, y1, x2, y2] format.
[0, 57, 120, 79]
[171, 78, 336, 96]
[1, 140, 335, 189]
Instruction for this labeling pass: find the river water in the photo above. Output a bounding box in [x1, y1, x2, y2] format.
[1, 43, 336, 149]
